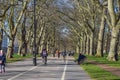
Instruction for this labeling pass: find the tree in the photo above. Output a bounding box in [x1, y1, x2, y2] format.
[0, 0, 11, 50]
[96, 1, 107, 57]
[107, 0, 120, 61]
[5, 1, 28, 58]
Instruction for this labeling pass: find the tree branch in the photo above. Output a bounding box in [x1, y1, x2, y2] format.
[0, 5, 11, 18]
[0, 23, 12, 39]
[104, 15, 112, 29]
[56, 10, 76, 22]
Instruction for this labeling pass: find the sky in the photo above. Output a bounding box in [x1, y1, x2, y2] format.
[54, 0, 74, 9]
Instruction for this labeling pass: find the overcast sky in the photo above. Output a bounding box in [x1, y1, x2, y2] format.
[55, 0, 74, 8]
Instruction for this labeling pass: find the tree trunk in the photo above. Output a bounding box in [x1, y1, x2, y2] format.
[0, 28, 3, 50]
[18, 41, 27, 57]
[80, 39, 82, 53]
[96, 8, 106, 57]
[21, 44, 27, 57]
[29, 43, 33, 54]
[6, 39, 14, 58]
[105, 27, 111, 54]
[90, 32, 94, 55]
[36, 25, 44, 54]
[81, 39, 84, 53]
[107, 27, 119, 61]
[86, 35, 90, 55]
[107, 0, 120, 61]
[40, 28, 46, 50]
[76, 44, 80, 54]
[18, 41, 22, 55]
[114, 30, 120, 61]
[46, 40, 50, 53]
[118, 30, 120, 55]
[20, 18, 27, 57]
[84, 34, 87, 54]
[81, 33, 86, 54]
[6, 1, 28, 58]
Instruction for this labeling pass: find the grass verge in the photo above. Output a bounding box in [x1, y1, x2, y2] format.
[81, 64, 120, 80]
[87, 55, 120, 68]
[74, 54, 120, 80]
[7, 54, 33, 63]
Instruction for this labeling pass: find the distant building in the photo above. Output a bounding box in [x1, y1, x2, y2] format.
[2, 34, 9, 52]
[2, 35, 19, 53]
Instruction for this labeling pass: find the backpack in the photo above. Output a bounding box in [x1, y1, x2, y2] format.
[42, 51, 47, 56]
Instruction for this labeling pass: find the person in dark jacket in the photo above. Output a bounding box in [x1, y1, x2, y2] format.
[77, 53, 86, 64]
[0, 50, 6, 73]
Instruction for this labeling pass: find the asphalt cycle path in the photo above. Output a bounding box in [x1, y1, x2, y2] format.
[0, 56, 91, 80]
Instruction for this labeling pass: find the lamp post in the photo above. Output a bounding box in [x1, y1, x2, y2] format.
[33, 0, 37, 66]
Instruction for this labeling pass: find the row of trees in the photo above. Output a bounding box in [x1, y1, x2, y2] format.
[0, 0, 59, 58]
[0, 0, 120, 61]
[60, 0, 120, 61]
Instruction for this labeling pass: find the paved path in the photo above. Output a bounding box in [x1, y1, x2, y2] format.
[0, 56, 91, 80]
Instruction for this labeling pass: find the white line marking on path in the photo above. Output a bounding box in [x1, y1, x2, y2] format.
[61, 60, 68, 80]
[8, 66, 37, 80]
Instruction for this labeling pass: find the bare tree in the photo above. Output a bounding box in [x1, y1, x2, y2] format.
[107, 0, 120, 61]
[5, 0, 28, 58]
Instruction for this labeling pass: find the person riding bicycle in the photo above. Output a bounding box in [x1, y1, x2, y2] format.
[62, 51, 67, 62]
[56, 49, 60, 58]
[41, 49, 48, 64]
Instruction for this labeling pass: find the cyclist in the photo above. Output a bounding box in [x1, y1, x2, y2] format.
[56, 49, 60, 58]
[62, 51, 66, 62]
[41, 48, 48, 64]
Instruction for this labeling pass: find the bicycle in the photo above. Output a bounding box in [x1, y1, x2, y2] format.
[42, 56, 47, 64]
[41, 49, 48, 65]
[61, 51, 67, 62]
[63, 55, 66, 62]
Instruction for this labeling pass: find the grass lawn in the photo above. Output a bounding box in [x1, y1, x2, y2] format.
[87, 55, 120, 68]
[81, 64, 120, 80]
[74, 53, 120, 80]
[7, 53, 33, 63]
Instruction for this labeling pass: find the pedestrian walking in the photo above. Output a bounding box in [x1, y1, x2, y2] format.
[0, 50, 6, 73]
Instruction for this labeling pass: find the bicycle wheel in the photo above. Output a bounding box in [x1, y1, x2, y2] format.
[44, 56, 47, 64]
